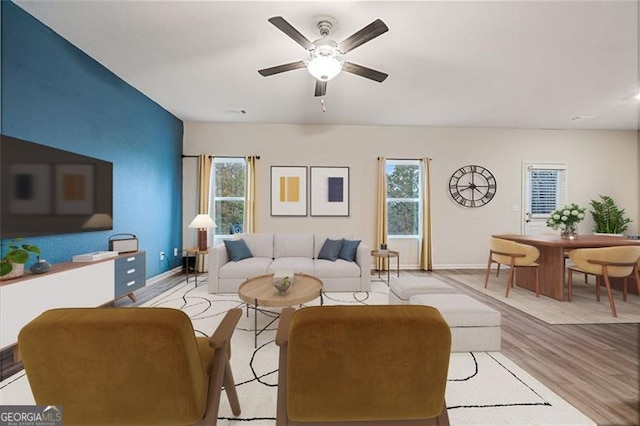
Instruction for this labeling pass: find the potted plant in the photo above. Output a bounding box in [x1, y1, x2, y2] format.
[0, 238, 42, 279]
[589, 195, 632, 235]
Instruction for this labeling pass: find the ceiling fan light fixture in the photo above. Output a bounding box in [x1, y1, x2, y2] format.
[307, 56, 342, 81]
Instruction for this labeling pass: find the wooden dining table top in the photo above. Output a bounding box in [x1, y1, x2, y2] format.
[492, 233, 640, 248]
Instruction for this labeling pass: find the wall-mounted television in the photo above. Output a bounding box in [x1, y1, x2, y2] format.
[1, 134, 113, 238]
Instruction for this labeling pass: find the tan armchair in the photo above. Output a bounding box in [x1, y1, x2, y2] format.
[567, 246, 640, 317]
[275, 305, 451, 425]
[18, 307, 242, 425]
[484, 237, 540, 297]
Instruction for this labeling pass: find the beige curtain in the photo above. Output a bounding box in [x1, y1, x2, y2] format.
[196, 154, 213, 271]
[419, 158, 433, 270]
[244, 156, 257, 233]
[197, 154, 213, 214]
[375, 157, 388, 271]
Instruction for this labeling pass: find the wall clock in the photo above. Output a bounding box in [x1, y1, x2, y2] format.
[448, 165, 497, 208]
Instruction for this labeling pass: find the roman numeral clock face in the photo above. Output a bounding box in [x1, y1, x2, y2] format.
[448, 165, 497, 208]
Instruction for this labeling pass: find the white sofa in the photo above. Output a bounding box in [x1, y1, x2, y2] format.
[208, 233, 371, 293]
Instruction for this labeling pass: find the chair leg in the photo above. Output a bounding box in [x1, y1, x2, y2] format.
[223, 360, 241, 416]
[602, 267, 617, 317]
[436, 400, 450, 426]
[506, 260, 515, 297]
[484, 254, 493, 288]
[596, 276, 601, 301]
[534, 266, 539, 297]
[496, 263, 501, 277]
[568, 269, 573, 301]
[623, 277, 628, 302]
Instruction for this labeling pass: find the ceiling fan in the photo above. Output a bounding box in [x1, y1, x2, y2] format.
[258, 16, 389, 97]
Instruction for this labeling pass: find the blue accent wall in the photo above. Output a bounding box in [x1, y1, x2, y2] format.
[1, 1, 184, 278]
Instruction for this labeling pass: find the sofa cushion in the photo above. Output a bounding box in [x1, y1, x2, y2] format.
[219, 257, 271, 279]
[274, 233, 314, 258]
[238, 233, 273, 258]
[223, 239, 253, 262]
[314, 259, 361, 278]
[318, 238, 344, 261]
[338, 239, 361, 262]
[269, 257, 315, 275]
[314, 234, 351, 258]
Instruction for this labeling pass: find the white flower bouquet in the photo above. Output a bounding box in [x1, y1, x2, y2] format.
[546, 203, 586, 233]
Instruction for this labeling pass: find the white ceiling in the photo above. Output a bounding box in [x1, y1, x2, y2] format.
[14, 1, 640, 130]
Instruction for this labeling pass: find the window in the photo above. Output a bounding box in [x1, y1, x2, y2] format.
[386, 159, 421, 237]
[526, 163, 567, 218]
[211, 157, 246, 236]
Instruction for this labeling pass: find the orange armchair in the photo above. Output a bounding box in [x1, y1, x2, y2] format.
[568, 246, 640, 317]
[18, 307, 242, 425]
[275, 305, 451, 425]
[484, 237, 540, 297]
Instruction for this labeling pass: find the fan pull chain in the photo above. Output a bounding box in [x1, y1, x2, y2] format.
[320, 98, 326, 113]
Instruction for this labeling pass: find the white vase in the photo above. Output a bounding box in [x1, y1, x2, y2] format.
[1, 263, 25, 280]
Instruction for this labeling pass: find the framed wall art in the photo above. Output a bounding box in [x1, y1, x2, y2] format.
[270, 166, 307, 216]
[55, 164, 94, 215]
[8, 164, 51, 215]
[310, 166, 349, 217]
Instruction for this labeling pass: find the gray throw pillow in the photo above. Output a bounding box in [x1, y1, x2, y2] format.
[339, 239, 361, 262]
[318, 238, 344, 262]
[223, 239, 253, 262]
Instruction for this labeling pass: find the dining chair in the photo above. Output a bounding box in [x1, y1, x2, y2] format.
[485, 237, 540, 297]
[567, 246, 640, 317]
[275, 305, 451, 425]
[18, 307, 242, 425]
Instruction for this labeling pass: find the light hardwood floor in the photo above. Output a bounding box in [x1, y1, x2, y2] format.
[432, 269, 639, 426]
[2, 270, 637, 425]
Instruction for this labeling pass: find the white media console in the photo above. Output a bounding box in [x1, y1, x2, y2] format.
[0, 251, 146, 361]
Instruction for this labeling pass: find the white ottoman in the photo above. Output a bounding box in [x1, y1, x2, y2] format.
[409, 293, 501, 352]
[388, 277, 457, 304]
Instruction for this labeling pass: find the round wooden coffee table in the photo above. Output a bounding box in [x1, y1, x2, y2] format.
[239, 273, 323, 347]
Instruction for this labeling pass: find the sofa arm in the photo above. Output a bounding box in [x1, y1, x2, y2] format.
[208, 244, 229, 294]
[355, 243, 371, 291]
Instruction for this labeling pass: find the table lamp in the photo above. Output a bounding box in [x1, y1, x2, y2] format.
[188, 214, 216, 251]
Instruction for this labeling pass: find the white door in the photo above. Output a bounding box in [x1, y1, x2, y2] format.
[522, 162, 567, 235]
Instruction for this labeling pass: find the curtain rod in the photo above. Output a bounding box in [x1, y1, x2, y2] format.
[182, 155, 260, 159]
[377, 157, 433, 161]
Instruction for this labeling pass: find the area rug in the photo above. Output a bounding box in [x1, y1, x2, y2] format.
[439, 270, 640, 324]
[0, 279, 594, 425]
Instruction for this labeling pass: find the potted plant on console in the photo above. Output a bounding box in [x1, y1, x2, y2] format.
[0, 238, 42, 280]
[589, 195, 632, 236]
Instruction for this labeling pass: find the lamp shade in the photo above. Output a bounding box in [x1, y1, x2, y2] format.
[307, 56, 342, 81]
[188, 214, 216, 229]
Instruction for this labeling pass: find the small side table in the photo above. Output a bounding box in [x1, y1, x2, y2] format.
[183, 248, 209, 287]
[370, 249, 400, 284]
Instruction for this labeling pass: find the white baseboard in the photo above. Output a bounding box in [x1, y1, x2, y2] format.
[147, 267, 182, 285]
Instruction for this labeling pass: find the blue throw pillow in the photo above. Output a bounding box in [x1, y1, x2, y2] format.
[224, 239, 253, 262]
[318, 238, 344, 262]
[339, 239, 361, 262]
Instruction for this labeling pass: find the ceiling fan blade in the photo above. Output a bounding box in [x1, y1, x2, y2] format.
[268, 16, 314, 50]
[314, 80, 327, 97]
[338, 19, 388, 54]
[342, 62, 388, 83]
[258, 61, 307, 77]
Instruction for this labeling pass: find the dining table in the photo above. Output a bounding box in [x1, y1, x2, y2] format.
[491, 233, 640, 301]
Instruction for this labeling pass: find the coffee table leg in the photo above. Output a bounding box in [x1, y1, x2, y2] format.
[254, 298, 258, 348]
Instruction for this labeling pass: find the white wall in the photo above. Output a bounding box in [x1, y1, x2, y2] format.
[183, 122, 638, 269]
